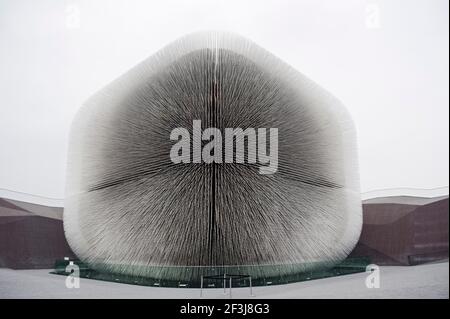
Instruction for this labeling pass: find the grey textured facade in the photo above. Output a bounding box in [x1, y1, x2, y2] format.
[64, 32, 362, 281]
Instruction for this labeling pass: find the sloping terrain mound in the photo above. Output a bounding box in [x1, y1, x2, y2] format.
[0, 198, 74, 269]
[350, 196, 449, 265]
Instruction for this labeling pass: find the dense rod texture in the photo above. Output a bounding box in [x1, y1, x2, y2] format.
[64, 32, 362, 281]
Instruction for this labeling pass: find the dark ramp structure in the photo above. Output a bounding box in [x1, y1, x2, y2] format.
[350, 196, 449, 265]
[0, 198, 74, 269]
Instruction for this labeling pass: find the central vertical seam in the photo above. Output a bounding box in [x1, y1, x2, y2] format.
[209, 41, 219, 265]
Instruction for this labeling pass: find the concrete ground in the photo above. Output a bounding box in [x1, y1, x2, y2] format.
[0, 261, 448, 299]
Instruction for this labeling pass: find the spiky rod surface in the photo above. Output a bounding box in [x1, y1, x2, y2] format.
[64, 32, 362, 281]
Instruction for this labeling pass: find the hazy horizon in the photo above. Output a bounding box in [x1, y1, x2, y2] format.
[0, 0, 448, 200]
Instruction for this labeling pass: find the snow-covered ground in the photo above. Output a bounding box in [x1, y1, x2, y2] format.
[0, 261, 448, 299]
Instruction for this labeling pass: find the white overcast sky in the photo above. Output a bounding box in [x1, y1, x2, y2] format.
[0, 0, 448, 201]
